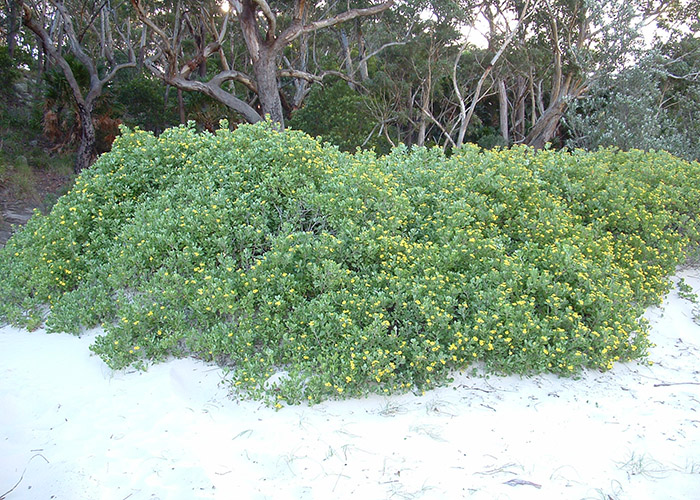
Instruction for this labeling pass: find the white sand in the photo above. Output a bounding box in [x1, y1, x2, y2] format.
[1, 271, 699, 500]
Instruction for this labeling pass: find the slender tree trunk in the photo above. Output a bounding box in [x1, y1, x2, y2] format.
[7, 0, 21, 57]
[536, 80, 545, 116]
[417, 84, 429, 147]
[356, 19, 369, 82]
[515, 76, 526, 140]
[498, 79, 509, 144]
[138, 24, 147, 69]
[340, 29, 355, 90]
[177, 88, 186, 123]
[340, 29, 352, 73]
[527, 69, 536, 127]
[292, 31, 309, 108]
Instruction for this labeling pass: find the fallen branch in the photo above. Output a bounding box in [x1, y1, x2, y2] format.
[0, 454, 49, 500]
[503, 478, 542, 489]
[653, 382, 700, 387]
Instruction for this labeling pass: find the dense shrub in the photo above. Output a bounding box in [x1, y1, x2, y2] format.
[2, 121, 700, 405]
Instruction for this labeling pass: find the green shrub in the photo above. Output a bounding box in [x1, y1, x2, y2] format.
[2, 121, 700, 406]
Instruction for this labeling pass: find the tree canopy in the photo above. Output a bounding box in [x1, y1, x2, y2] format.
[2, 0, 699, 166]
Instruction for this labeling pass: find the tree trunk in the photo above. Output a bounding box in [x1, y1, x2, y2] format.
[254, 51, 284, 126]
[356, 19, 369, 82]
[536, 80, 545, 116]
[177, 88, 186, 123]
[524, 98, 567, 149]
[340, 29, 355, 89]
[23, 0, 136, 172]
[417, 85, 429, 147]
[516, 77, 526, 140]
[529, 71, 536, 127]
[137, 25, 148, 69]
[7, 0, 20, 58]
[75, 103, 96, 173]
[498, 79, 509, 144]
[292, 31, 310, 108]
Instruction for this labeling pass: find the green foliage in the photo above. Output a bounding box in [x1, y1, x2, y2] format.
[111, 72, 180, 133]
[288, 79, 389, 153]
[2, 122, 700, 406]
[43, 54, 91, 105]
[677, 278, 698, 303]
[0, 45, 24, 97]
[567, 37, 700, 162]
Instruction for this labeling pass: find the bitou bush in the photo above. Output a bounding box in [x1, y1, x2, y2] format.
[2, 121, 700, 406]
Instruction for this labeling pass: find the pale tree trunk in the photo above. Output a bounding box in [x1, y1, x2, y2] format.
[291, 31, 309, 108]
[100, 8, 115, 65]
[340, 29, 356, 90]
[514, 76, 526, 140]
[137, 24, 147, 69]
[498, 79, 509, 144]
[536, 80, 545, 116]
[356, 19, 369, 82]
[454, 0, 533, 147]
[528, 69, 536, 127]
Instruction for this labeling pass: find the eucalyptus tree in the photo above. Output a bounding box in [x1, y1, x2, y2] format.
[450, 0, 537, 147]
[566, 33, 700, 161]
[517, 0, 673, 148]
[130, 0, 394, 128]
[21, 0, 141, 172]
[354, 0, 472, 148]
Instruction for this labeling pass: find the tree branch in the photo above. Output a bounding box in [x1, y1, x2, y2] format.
[99, 60, 137, 88]
[351, 39, 409, 76]
[419, 103, 457, 148]
[251, 0, 276, 39]
[456, 0, 536, 146]
[166, 75, 261, 124]
[130, 0, 178, 71]
[279, 68, 361, 88]
[210, 69, 257, 93]
[178, 12, 229, 79]
[47, 0, 99, 83]
[276, 0, 393, 50]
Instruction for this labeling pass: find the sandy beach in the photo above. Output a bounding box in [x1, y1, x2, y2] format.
[1, 270, 699, 500]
